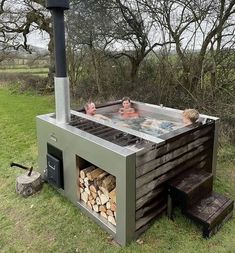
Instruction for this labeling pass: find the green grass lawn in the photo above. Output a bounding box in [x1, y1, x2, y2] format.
[0, 87, 234, 253]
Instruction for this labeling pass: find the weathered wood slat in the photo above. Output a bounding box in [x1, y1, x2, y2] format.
[136, 136, 211, 178]
[136, 198, 165, 220]
[136, 125, 213, 166]
[135, 204, 167, 230]
[136, 154, 207, 199]
[135, 142, 158, 156]
[136, 187, 165, 210]
[136, 142, 211, 189]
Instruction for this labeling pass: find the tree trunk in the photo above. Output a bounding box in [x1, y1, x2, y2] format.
[47, 37, 55, 88]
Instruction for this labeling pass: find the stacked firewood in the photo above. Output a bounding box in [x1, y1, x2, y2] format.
[78, 165, 117, 226]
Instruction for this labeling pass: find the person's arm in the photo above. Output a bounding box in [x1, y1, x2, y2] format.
[94, 114, 111, 121]
[119, 108, 124, 114]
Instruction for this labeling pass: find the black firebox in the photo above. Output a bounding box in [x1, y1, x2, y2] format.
[47, 144, 64, 189]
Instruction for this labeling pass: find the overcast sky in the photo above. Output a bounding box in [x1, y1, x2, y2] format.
[28, 30, 49, 49]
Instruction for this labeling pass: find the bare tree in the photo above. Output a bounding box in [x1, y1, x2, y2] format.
[143, 0, 235, 91]
[67, 0, 116, 93]
[108, 0, 172, 83]
[67, 0, 172, 85]
[0, 0, 54, 83]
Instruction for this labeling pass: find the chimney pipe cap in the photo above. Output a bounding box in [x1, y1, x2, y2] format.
[46, 0, 69, 10]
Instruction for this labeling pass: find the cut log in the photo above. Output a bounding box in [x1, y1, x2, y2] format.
[87, 201, 93, 209]
[84, 187, 90, 195]
[99, 186, 110, 198]
[100, 194, 109, 205]
[110, 203, 117, 212]
[80, 165, 95, 179]
[109, 188, 116, 203]
[91, 191, 97, 200]
[94, 171, 109, 187]
[84, 177, 91, 187]
[108, 216, 116, 226]
[97, 190, 102, 197]
[96, 196, 101, 205]
[79, 183, 84, 189]
[106, 201, 111, 210]
[99, 205, 107, 213]
[93, 205, 99, 212]
[16, 171, 43, 197]
[88, 195, 94, 201]
[90, 199, 95, 205]
[107, 209, 114, 217]
[100, 211, 108, 219]
[102, 175, 116, 192]
[87, 168, 104, 181]
[89, 184, 98, 193]
[80, 191, 89, 203]
[79, 178, 84, 184]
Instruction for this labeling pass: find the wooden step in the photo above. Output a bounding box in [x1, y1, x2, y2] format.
[185, 192, 234, 237]
[168, 169, 213, 209]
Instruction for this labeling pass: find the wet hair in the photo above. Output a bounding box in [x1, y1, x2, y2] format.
[183, 109, 199, 123]
[121, 96, 131, 103]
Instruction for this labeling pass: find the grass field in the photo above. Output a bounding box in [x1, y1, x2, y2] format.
[0, 67, 48, 77]
[0, 87, 234, 253]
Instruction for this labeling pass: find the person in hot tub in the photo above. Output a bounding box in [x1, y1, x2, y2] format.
[84, 101, 111, 121]
[141, 108, 199, 131]
[119, 97, 139, 119]
[182, 108, 199, 126]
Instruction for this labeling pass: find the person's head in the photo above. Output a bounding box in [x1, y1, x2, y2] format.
[85, 102, 96, 116]
[182, 109, 199, 125]
[121, 96, 131, 109]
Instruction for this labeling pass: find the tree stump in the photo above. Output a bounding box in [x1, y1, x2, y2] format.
[16, 171, 43, 197]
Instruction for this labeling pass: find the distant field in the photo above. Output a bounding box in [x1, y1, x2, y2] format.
[0, 66, 48, 77]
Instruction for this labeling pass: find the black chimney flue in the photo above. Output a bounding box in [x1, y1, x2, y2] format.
[45, 0, 71, 123]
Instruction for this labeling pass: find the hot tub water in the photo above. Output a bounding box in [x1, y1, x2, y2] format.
[103, 110, 184, 137]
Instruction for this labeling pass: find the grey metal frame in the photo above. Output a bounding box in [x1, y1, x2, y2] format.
[37, 112, 136, 245]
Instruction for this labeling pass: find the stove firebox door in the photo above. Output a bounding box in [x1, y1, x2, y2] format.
[46, 154, 62, 188]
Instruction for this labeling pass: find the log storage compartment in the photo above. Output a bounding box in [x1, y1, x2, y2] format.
[77, 157, 117, 227]
[37, 101, 221, 245]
